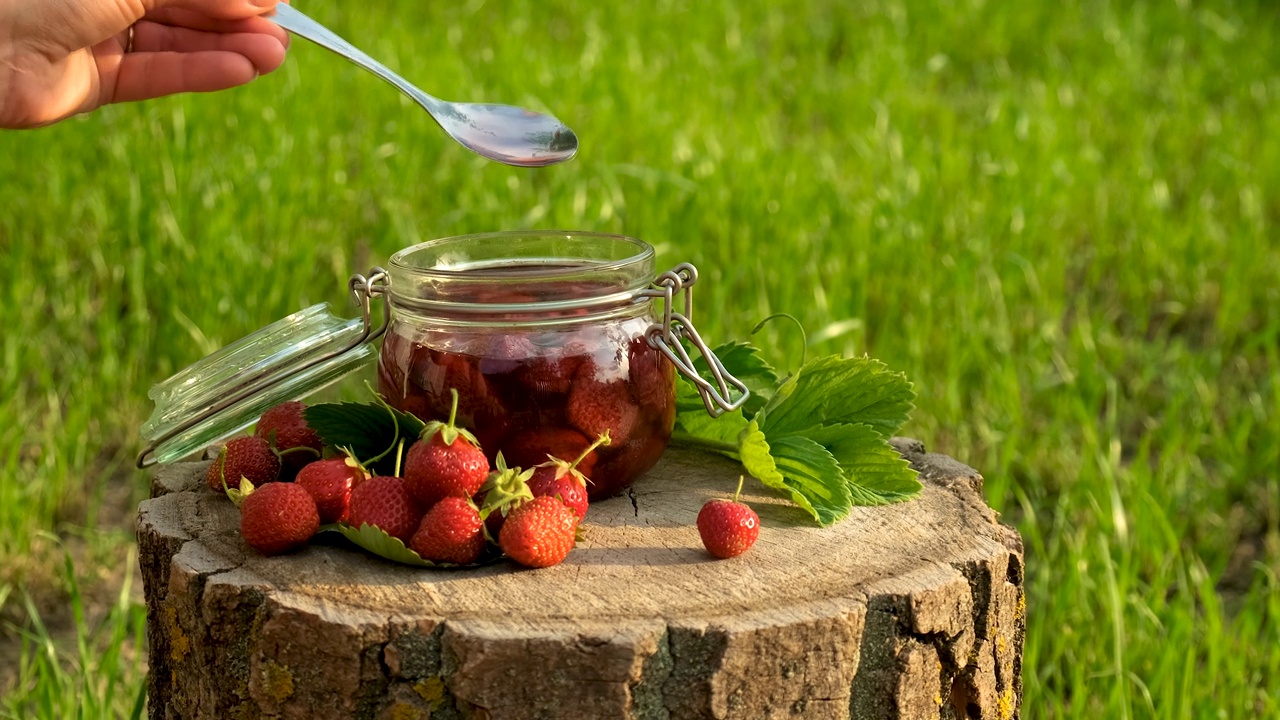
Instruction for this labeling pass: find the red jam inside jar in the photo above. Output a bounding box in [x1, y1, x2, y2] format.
[376, 232, 676, 499]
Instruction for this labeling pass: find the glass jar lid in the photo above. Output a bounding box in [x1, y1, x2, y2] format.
[136, 272, 389, 467]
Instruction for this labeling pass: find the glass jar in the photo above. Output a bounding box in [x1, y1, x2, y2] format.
[377, 231, 702, 498]
[137, 231, 746, 499]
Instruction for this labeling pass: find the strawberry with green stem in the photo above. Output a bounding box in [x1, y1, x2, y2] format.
[498, 495, 579, 568]
[696, 476, 760, 559]
[295, 451, 368, 524]
[476, 452, 534, 540]
[404, 388, 491, 508]
[227, 478, 320, 556]
[527, 431, 611, 522]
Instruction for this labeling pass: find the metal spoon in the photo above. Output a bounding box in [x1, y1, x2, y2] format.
[269, 5, 578, 167]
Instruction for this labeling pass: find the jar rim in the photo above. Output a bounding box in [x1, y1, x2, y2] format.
[388, 230, 655, 280]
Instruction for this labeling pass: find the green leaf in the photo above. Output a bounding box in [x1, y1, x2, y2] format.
[675, 372, 712, 414]
[675, 339, 777, 448]
[303, 402, 425, 475]
[324, 523, 437, 567]
[802, 424, 923, 505]
[322, 523, 502, 568]
[691, 341, 779, 415]
[756, 355, 915, 439]
[674, 404, 749, 454]
[739, 421, 852, 526]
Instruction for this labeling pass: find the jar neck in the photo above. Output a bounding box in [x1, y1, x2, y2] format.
[386, 231, 657, 327]
[387, 292, 653, 328]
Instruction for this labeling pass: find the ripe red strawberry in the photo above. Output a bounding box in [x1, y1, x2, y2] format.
[255, 401, 323, 479]
[567, 372, 639, 444]
[206, 436, 281, 493]
[404, 388, 491, 508]
[295, 456, 367, 524]
[498, 495, 578, 568]
[696, 477, 760, 559]
[346, 476, 422, 543]
[503, 427, 598, 478]
[513, 351, 581, 396]
[239, 482, 320, 556]
[409, 497, 486, 564]
[476, 453, 534, 539]
[527, 432, 611, 521]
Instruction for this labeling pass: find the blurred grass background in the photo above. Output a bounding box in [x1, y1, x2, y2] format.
[2, 0, 1278, 716]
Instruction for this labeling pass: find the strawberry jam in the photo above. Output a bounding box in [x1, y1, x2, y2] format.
[378, 233, 677, 499]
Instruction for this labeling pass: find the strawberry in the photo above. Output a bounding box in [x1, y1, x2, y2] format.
[502, 427, 598, 478]
[346, 476, 422, 543]
[587, 432, 669, 500]
[476, 453, 534, 539]
[403, 388, 491, 508]
[421, 349, 512, 454]
[477, 334, 538, 376]
[627, 337, 674, 410]
[527, 432, 611, 521]
[295, 456, 367, 524]
[255, 401, 323, 479]
[513, 349, 582, 397]
[498, 495, 578, 568]
[696, 476, 760, 559]
[206, 436, 281, 493]
[409, 497, 486, 565]
[376, 334, 431, 420]
[567, 371, 639, 444]
[239, 482, 320, 556]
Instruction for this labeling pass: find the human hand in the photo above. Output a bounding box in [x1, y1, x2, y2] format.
[0, 0, 289, 129]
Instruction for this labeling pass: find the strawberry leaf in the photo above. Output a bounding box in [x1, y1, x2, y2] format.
[303, 402, 424, 475]
[739, 421, 852, 526]
[322, 523, 502, 568]
[673, 404, 749, 456]
[800, 424, 922, 505]
[756, 355, 915, 439]
[325, 523, 436, 566]
[690, 341, 779, 415]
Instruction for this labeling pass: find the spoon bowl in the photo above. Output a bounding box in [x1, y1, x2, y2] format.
[269, 5, 578, 167]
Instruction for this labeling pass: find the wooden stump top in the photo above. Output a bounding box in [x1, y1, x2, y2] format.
[138, 439, 1024, 720]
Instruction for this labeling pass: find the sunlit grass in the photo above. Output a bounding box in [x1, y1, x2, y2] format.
[0, 543, 147, 719]
[2, 0, 1278, 716]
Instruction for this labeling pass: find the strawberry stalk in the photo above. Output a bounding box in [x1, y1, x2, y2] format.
[420, 388, 479, 448]
[223, 476, 255, 509]
[477, 453, 534, 521]
[567, 431, 611, 473]
[276, 445, 322, 460]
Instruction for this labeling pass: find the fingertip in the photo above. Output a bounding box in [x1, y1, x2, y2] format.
[258, 39, 288, 75]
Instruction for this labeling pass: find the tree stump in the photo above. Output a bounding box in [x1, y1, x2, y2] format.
[137, 439, 1024, 720]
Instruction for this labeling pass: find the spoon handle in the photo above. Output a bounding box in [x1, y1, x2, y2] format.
[268, 5, 440, 112]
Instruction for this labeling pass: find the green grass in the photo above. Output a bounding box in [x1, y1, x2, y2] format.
[2, 0, 1278, 716]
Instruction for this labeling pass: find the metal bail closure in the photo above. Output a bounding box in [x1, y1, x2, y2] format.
[640, 263, 750, 416]
[135, 269, 391, 468]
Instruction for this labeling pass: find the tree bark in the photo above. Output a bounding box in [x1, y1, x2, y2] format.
[137, 438, 1024, 720]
